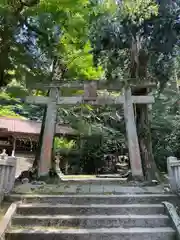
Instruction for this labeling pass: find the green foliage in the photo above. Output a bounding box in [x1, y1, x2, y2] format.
[54, 137, 76, 155]
[0, 105, 23, 118]
[61, 40, 103, 79]
[152, 87, 180, 171]
[79, 135, 104, 174]
[121, 0, 158, 22]
[57, 104, 126, 173]
[89, 0, 180, 87]
[0, 0, 103, 88]
[0, 81, 43, 120]
[6, 80, 28, 98]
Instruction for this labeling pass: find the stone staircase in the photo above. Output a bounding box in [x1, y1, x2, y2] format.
[5, 192, 179, 240]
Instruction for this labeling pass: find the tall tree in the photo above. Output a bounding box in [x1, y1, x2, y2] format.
[89, 0, 180, 180]
[0, 0, 103, 88]
[24, 0, 104, 172]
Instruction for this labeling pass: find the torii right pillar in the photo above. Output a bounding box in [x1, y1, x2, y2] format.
[132, 85, 159, 181]
[123, 87, 144, 180]
[123, 86, 155, 180]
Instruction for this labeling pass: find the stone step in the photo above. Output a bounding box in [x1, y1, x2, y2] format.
[5, 227, 176, 240]
[8, 194, 178, 204]
[11, 185, 170, 194]
[17, 203, 165, 215]
[12, 214, 170, 228]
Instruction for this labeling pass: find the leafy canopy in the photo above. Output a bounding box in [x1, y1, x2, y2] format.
[89, 0, 180, 88]
[0, 0, 103, 88]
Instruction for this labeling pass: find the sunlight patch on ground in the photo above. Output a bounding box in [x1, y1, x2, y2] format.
[11, 225, 80, 230]
[62, 175, 96, 179]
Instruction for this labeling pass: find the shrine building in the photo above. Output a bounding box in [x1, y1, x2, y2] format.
[0, 117, 76, 156]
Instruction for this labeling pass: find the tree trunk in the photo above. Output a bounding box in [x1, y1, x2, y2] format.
[134, 86, 161, 181]
[0, 19, 12, 87]
[136, 103, 161, 181]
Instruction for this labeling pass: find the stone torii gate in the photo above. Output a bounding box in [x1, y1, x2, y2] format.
[26, 81, 154, 179]
[26, 86, 59, 177]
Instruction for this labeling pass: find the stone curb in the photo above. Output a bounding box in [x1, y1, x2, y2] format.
[0, 201, 21, 240]
[163, 201, 180, 240]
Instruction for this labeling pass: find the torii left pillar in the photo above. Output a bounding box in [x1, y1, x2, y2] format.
[26, 87, 59, 177]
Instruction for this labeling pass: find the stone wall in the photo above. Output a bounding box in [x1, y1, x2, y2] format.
[167, 156, 180, 192]
[0, 151, 16, 203]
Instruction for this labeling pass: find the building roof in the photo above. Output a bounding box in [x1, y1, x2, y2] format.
[0, 117, 76, 137]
